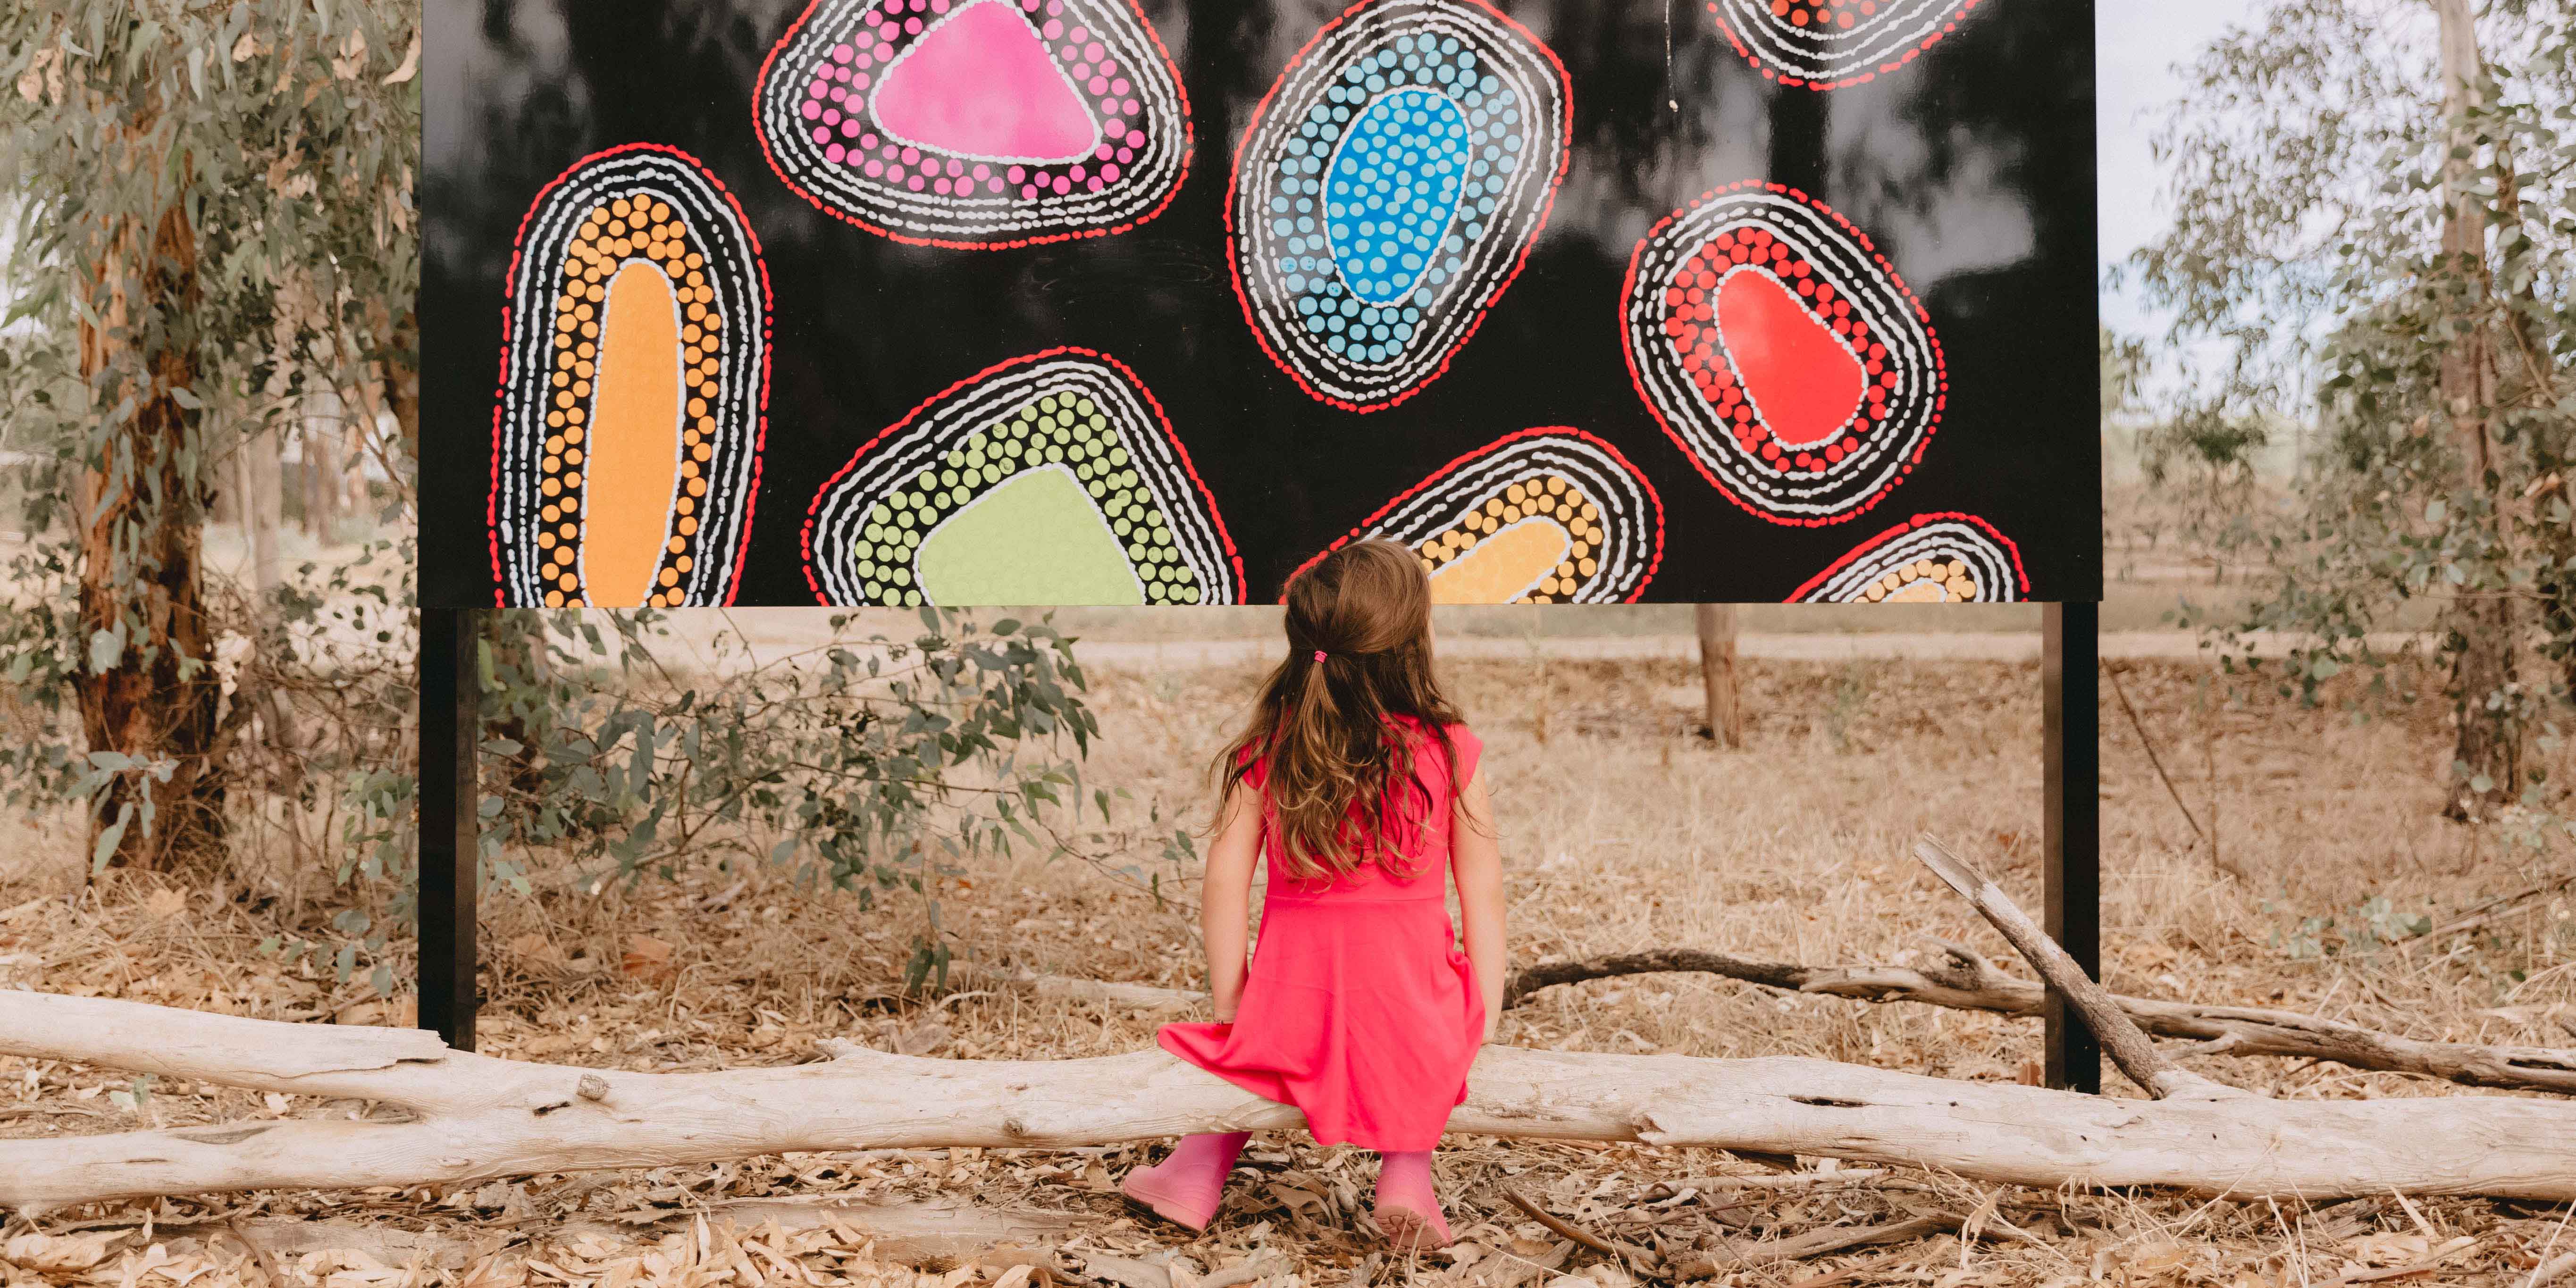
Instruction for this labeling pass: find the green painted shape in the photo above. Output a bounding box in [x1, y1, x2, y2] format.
[914, 466, 1145, 605]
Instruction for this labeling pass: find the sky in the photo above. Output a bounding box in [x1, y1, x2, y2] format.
[2095, 0, 2249, 348]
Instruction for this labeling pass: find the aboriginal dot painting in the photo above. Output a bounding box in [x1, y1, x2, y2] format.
[1294, 429, 1661, 603]
[1705, 0, 1983, 91]
[1227, 0, 1571, 412]
[424, 0, 2099, 608]
[1622, 182, 1944, 528]
[754, 0, 1192, 248]
[489, 145, 770, 609]
[804, 349, 1243, 605]
[1790, 512, 2027, 604]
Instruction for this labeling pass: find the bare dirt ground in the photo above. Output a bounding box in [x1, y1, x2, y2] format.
[3, 643, 2573, 1287]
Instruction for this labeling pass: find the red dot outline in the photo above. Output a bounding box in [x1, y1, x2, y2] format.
[1785, 510, 2030, 602]
[798, 344, 1247, 605]
[486, 141, 776, 608]
[1619, 178, 1945, 529]
[1282, 426, 1667, 602]
[751, 0, 1195, 251]
[1222, 0, 1575, 414]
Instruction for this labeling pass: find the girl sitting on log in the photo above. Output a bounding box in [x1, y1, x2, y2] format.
[1121, 540, 1506, 1249]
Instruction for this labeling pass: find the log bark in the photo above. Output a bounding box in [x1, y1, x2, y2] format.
[3, 991, 2574, 1213]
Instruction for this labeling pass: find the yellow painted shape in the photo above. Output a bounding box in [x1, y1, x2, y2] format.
[1883, 578, 1949, 602]
[581, 260, 684, 607]
[1430, 517, 1572, 603]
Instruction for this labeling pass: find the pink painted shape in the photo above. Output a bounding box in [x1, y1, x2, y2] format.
[868, 0, 1098, 164]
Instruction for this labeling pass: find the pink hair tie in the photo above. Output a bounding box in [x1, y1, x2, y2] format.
[1313, 650, 1327, 662]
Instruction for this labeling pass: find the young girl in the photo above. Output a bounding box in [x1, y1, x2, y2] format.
[1120, 541, 1505, 1249]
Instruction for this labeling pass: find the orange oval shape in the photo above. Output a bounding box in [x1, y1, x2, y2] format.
[491, 145, 771, 607]
[582, 261, 685, 606]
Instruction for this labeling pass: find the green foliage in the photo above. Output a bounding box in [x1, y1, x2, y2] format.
[2266, 894, 2436, 961]
[2135, 0, 2575, 811]
[0, 0, 420, 857]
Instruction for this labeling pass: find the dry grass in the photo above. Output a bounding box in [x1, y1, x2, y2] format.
[3, 644, 2572, 1286]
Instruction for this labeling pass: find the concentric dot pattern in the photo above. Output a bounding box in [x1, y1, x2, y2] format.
[1301, 430, 1662, 604]
[1623, 182, 1943, 527]
[1704, 0, 1980, 90]
[755, 0, 1191, 247]
[805, 351, 1243, 606]
[1232, 0, 1569, 410]
[492, 146, 766, 608]
[1790, 512, 2026, 603]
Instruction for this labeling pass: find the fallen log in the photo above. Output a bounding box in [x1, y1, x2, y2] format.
[980, 947, 2576, 1097]
[2, 990, 2574, 1213]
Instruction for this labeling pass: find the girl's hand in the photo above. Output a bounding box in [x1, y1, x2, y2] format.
[1481, 1013, 1499, 1045]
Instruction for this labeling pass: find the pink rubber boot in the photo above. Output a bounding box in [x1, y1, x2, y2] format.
[1373, 1150, 1452, 1249]
[1119, 1132, 1250, 1232]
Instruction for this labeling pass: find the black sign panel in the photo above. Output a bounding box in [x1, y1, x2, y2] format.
[422, 0, 2097, 608]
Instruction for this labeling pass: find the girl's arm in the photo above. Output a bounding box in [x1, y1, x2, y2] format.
[1451, 766, 1506, 1043]
[1200, 785, 1261, 1022]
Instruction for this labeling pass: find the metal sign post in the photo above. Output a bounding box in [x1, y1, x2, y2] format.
[2041, 602, 2103, 1093]
[417, 606, 481, 1052]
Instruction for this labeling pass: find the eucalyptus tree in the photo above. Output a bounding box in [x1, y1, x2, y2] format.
[0, 0, 420, 868]
[2135, 0, 2573, 818]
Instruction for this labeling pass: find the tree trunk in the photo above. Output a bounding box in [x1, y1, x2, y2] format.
[73, 166, 225, 872]
[1, 991, 2570, 1213]
[2430, 0, 2517, 818]
[241, 418, 284, 602]
[300, 389, 343, 541]
[1694, 604, 1742, 748]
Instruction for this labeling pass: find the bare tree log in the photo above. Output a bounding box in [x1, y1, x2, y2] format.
[1913, 836, 2233, 1099]
[3, 991, 2574, 1212]
[1501, 942, 2576, 1096]
[974, 952, 2576, 1097]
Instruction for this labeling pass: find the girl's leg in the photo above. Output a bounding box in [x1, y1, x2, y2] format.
[1119, 1131, 1250, 1232]
[1373, 1150, 1452, 1249]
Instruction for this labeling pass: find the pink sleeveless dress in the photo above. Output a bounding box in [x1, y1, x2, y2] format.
[1158, 720, 1485, 1152]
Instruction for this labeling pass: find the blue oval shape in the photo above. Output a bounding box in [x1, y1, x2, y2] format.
[1229, 0, 1569, 412]
[1325, 86, 1468, 308]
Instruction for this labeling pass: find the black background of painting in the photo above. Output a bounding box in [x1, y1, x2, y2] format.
[420, 0, 2098, 607]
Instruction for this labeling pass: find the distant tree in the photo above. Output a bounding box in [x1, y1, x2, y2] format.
[2134, 0, 2572, 819]
[0, 0, 420, 868]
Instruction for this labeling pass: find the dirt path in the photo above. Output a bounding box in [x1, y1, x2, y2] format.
[642, 615, 2429, 673]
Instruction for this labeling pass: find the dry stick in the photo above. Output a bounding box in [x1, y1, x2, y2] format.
[2102, 661, 2242, 879]
[1671, 1215, 1957, 1279]
[1502, 1188, 1661, 1278]
[1005, 953, 2576, 1097]
[1913, 835, 2238, 1101]
[2417, 872, 2576, 942]
[1780, 1246, 1913, 1288]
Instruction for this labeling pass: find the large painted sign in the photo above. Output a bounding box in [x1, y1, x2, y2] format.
[422, 0, 2094, 607]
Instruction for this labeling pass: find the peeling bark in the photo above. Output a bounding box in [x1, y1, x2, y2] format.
[2, 991, 2572, 1213]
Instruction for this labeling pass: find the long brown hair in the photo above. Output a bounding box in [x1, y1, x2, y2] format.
[1218, 540, 1467, 882]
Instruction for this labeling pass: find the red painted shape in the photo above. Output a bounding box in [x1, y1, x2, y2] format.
[1711, 268, 1865, 448]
